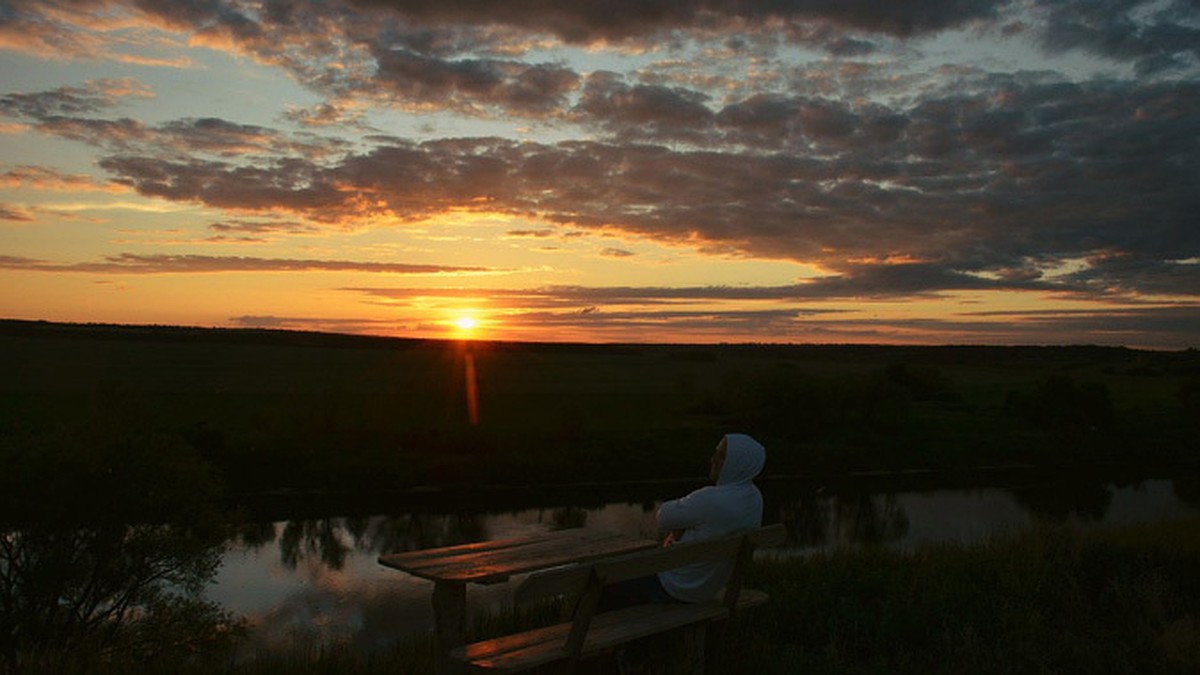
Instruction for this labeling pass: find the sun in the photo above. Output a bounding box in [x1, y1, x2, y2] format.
[454, 316, 478, 331]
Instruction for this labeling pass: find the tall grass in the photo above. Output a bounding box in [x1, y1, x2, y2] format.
[720, 518, 1200, 674]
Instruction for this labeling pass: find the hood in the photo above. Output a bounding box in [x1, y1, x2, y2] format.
[717, 433, 765, 485]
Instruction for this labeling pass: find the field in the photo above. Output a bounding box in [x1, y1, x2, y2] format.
[2, 319, 1197, 505]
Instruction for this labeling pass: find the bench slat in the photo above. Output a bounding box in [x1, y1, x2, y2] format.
[380, 530, 656, 584]
[455, 592, 768, 673]
[514, 537, 740, 606]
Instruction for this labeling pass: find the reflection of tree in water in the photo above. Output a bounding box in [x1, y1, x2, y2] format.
[280, 519, 351, 571]
[0, 424, 239, 665]
[770, 491, 910, 548]
[1174, 476, 1200, 509]
[1, 523, 236, 662]
[551, 506, 588, 530]
[830, 493, 911, 546]
[242, 513, 492, 571]
[772, 492, 830, 547]
[241, 505, 605, 573]
[1011, 479, 1113, 522]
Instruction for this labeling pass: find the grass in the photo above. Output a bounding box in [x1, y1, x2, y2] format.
[718, 518, 1200, 675]
[7, 519, 1197, 675]
[3, 321, 1198, 500]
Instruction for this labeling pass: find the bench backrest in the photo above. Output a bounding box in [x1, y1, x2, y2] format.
[515, 522, 787, 606]
[512, 523, 785, 670]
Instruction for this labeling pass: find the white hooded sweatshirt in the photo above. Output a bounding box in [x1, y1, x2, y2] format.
[655, 433, 765, 602]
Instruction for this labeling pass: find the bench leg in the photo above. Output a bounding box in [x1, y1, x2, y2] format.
[703, 619, 728, 673]
[432, 581, 467, 675]
[680, 623, 707, 675]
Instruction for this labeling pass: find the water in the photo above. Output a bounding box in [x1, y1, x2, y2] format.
[207, 475, 1200, 654]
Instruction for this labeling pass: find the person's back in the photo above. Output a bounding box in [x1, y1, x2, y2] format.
[655, 433, 765, 602]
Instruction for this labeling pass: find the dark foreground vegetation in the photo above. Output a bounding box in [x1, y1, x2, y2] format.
[6, 519, 1199, 675]
[2, 319, 1198, 671]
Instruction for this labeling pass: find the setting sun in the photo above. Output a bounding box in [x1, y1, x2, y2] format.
[455, 317, 478, 332]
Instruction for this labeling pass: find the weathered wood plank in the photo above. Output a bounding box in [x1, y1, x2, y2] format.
[516, 532, 744, 604]
[379, 529, 655, 584]
[419, 536, 656, 584]
[455, 599, 750, 672]
[379, 528, 614, 569]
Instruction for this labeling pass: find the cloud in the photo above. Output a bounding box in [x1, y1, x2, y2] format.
[207, 219, 322, 235]
[574, 72, 714, 141]
[228, 314, 410, 334]
[2, 0, 1198, 348]
[0, 204, 34, 221]
[0, 253, 501, 275]
[1035, 0, 1200, 75]
[341, 282, 1199, 347]
[0, 77, 152, 118]
[345, 0, 1005, 44]
[369, 45, 579, 115]
[0, 165, 128, 193]
[68, 70, 1197, 300]
[342, 273, 1040, 309]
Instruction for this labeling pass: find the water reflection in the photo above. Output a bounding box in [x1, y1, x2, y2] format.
[0, 428, 239, 666]
[770, 491, 911, 548]
[1, 522, 237, 663]
[213, 476, 1200, 653]
[1010, 480, 1115, 522]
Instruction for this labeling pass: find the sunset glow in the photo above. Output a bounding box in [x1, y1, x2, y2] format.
[1, 1, 1197, 348]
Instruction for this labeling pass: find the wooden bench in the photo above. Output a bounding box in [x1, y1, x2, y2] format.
[452, 523, 787, 674]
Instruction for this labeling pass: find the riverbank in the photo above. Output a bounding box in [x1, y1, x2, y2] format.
[9, 517, 1198, 675]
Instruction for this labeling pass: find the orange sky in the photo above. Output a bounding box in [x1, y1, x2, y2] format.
[2, 1, 1198, 348]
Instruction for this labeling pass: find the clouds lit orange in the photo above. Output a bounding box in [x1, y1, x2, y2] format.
[1, 1, 1197, 348]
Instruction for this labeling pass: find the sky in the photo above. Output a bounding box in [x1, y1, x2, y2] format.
[1, 0, 1198, 348]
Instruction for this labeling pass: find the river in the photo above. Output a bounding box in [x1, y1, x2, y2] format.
[204, 472, 1200, 655]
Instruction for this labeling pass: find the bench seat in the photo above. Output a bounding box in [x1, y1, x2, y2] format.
[454, 589, 770, 673]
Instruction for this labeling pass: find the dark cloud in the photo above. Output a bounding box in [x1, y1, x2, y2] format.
[346, 0, 1005, 43]
[1036, 0, 1200, 75]
[2, 85, 342, 159]
[227, 314, 409, 334]
[99, 155, 349, 214]
[0, 78, 148, 118]
[344, 269, 1044, 308]
[341, 283, 1198, 347]
[82, 70, 1198, 299]
[208, 219, 320, 235]
[958, 305, 1200, 348]
[369, 45, 578, 114]
[574, 72, 714, 141]
[0, 253, 498, 275]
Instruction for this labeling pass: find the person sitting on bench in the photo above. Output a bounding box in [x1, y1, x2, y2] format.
[599, 433, 766, 610]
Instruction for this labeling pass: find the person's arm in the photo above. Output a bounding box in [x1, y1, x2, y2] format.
[656, 488, 713, 544]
